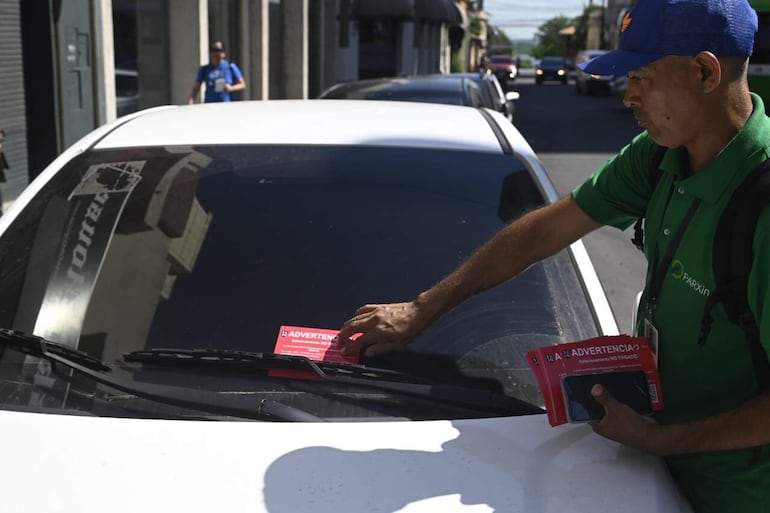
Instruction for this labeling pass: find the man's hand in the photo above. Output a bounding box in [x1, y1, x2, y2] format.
[590, 384, 661, 454]
[337, 302, 425, 357]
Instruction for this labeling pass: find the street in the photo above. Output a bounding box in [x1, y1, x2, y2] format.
[510, 72, 647, 334]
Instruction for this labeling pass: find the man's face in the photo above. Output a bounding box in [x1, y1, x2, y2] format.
[210, 46, 225, 63]
[623, 56, 703, 148]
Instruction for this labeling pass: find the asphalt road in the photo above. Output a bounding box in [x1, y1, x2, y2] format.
[508, 73, 647, 334]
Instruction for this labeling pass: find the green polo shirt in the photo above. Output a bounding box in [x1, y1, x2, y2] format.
[573, 93, 770, 513]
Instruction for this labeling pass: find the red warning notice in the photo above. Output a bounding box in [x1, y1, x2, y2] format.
[270, 325, 360, 379]
[274, 325, 359, 364]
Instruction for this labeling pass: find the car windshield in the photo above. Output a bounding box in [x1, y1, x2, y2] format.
[489, 56, 512, 64]
[0, 144, 600, 420]
[539, 58, 565, 67]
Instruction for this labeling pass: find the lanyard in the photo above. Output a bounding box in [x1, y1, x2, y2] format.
[647, 198, 702, 318]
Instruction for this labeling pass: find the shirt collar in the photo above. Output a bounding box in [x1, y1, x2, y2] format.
[657, 93, 770, 204]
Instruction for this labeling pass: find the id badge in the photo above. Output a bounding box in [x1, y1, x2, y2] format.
[644, 318, 659, 367]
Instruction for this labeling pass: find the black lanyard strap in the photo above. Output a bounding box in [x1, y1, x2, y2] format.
[648, 198, 702, 312]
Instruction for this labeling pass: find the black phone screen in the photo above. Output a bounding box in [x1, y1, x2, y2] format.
[562, 370, 652, 422]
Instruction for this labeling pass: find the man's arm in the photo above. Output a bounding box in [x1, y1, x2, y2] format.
[592, 385, 770, 455]
[188, 82, 202, 104]
[226, 78, 246, 93]
[339, 194, 602, 355]
[226, 64, 246, 93]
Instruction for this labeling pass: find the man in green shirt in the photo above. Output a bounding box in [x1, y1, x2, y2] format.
[338, 0, 769, 510]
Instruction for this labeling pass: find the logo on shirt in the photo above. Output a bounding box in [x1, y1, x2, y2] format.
[671, 260, 711, 297]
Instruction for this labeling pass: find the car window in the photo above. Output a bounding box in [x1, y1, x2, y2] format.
[539, 57, 565, 66]
[465, 81, 485, 107]
[489, 56, 513, 64]
[0, 144, 600, 420]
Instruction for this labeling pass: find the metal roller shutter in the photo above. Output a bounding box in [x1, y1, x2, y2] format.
[0, 0, 29, 210]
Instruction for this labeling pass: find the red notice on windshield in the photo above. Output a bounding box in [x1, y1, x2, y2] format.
[270, 325, 360, 379]
[274, 325, 359, 364]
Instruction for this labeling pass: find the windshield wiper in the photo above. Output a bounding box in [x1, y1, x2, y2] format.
[0, 329, 324, 422]
[124, 348, 544, 416]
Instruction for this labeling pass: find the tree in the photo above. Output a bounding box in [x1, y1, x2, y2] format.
[487, 25, 513, 54]
[532, 15, 574, 58]
[574, 5, 605, 50]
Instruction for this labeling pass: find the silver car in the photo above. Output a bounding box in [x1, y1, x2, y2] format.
[575, 50, 616, 95]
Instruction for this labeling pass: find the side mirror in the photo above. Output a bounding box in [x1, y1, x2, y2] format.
[505, 91, 520, 101]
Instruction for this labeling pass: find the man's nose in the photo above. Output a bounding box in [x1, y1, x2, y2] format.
[623, 80, 639, 108]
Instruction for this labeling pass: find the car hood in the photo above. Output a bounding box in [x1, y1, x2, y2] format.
[0, 410, 692, 512]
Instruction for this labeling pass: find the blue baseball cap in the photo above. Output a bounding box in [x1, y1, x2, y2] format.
[580, 0, 758, 75]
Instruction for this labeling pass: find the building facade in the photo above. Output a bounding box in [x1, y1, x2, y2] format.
[0, 0, 475, 209]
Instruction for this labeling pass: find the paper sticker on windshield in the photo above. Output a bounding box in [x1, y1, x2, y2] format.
[35, 161, 144, 344]
[274, 325, 359, 364]
[30, 161, 144, 408]
[69, 161, 144, 198]
[271, 326, 359, 379]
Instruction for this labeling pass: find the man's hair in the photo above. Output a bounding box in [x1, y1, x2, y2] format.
[722, 57, 749, 82]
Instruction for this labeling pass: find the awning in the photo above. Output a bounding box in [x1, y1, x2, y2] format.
[352, 0, 415, 19]
[415, 0, 463, 24]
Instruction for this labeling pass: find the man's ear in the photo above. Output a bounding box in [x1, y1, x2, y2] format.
[694, 51, 721, 92]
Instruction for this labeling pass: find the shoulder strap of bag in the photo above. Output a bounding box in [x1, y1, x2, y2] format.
[631, 145, 667, 251]
[700, 158, 770, 394]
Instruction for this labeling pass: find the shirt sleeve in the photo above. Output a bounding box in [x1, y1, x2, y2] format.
[571, 131, 660, 231]
[195, 65, 206, 83]
[230, 63, 244, 82]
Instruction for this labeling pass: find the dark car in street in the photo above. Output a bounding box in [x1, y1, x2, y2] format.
[536, 56, 569, 85]
[427, 72, 520, 122]
[318, 76, 486, 107]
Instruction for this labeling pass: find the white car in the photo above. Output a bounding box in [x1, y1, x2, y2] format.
[0, 100, 692, 513]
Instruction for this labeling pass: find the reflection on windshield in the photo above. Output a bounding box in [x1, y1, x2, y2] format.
[0, 144, 600, 418]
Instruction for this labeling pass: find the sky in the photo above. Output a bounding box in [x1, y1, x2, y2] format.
[483, 0, 589, 41]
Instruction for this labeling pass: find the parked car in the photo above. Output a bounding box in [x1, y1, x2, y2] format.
[536, 56, 569, 85]
[575, 50, 616, 95]
[485, 54, 518, 90]
[427, 71, 520, 122]
[0, 100, 692, 512]
[318, 76, 485, 107]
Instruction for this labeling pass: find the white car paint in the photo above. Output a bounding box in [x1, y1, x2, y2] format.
[95, 100, 505, 153]
[0, 409, 692, 513]
[1, 101, 691, 512]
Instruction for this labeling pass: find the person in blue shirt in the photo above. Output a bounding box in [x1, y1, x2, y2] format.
[187, 41, 246, 104]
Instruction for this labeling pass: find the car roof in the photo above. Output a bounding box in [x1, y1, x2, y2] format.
[428, 72, 490, 82]
[320, 76, 470, 97]
[96, 100, 505, 153]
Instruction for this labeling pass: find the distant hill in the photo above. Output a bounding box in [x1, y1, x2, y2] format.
[512, 39, 536, 54]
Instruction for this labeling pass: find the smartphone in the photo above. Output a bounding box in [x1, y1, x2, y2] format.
[562, 370, 652, 422]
